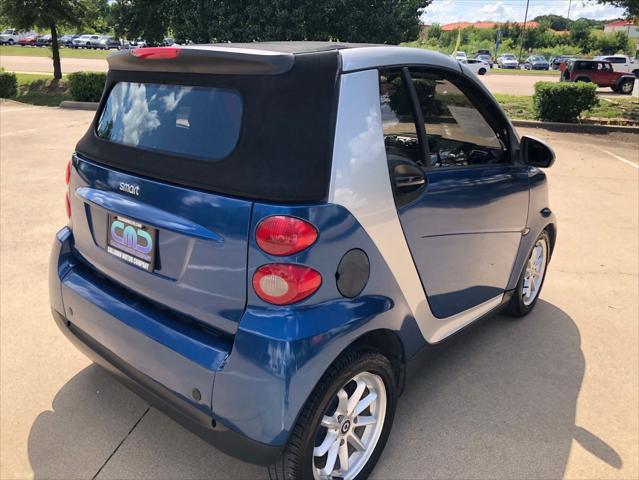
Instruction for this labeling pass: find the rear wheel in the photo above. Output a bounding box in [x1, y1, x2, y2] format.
[478, 68, 487, 75]
[506, 230, 550, 317]
[268, 350, 397, 480]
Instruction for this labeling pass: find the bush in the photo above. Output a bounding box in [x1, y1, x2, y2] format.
[0, 71, 18, 99]
[68, 72, 107, 102]
[533, 81, 598, 122]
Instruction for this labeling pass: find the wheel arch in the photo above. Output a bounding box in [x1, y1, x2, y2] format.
[345, 328, 406, 394]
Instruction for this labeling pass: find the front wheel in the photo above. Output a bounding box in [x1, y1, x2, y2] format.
[506, 230, 550, 317]
[269, 350, 397, 480]
[478, 68, 487, 75]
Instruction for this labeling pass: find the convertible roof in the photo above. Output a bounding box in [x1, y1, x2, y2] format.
[106, 41, 460, 76]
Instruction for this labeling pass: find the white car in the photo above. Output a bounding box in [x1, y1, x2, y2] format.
[497, 53, 519, 69]
[454, 51, 467, 62]
[595, 55, 639, 77]
[0, 29, 21, 45]
[460, 58, 490, 76]
[72, 34, 97, 48]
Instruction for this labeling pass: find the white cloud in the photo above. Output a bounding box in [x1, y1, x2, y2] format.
[421, 0, 627, 25]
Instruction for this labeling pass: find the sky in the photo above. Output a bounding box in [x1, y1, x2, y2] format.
[420, 0, 628, 25]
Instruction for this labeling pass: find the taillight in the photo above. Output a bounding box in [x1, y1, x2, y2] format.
[256, 216, 318, 256]
[65, 158, 71, 219]
[131, 47, 180, 59]
[253, 264, 321, 305]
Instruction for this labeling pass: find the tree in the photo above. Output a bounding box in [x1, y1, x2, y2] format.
[596, 0, 639, 18]
[110, 0, 429, 45]
[570, 18, 594, 52]
[108, 0, 171, 45]
[0, 0, 87, 79]
[533, 14, 572, 31]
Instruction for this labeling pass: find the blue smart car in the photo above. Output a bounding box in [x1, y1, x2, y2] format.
[50, 42, 556, 479]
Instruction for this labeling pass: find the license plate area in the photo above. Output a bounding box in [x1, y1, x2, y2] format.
[106, 214, 157, 272]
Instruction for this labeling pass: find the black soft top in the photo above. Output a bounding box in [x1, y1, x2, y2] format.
[76, 45, 343, 203]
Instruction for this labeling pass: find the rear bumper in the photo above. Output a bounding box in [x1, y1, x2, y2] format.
[52, 309, 281, 465]
[49, 227, 281, 465]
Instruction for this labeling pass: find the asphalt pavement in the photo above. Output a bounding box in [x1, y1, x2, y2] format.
[0, 102, 637, 479]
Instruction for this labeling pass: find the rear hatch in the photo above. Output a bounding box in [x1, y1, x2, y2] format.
[70, 46, 339, 335]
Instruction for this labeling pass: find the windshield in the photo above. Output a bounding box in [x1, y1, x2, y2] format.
[503, 55, 516, 60]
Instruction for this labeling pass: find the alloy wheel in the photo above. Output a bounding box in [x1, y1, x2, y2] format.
[522, 237, 548, 306]
[312, 372, 387, 480]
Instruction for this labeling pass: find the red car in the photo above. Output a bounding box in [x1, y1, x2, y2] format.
[17, 32, 38, 46]
[562, 59, 635, 94]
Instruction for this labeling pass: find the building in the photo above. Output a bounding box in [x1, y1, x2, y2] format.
[603, 20, 639, 39]
[440, 21, 540, 31]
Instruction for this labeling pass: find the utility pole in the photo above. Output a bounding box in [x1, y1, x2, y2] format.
[518, 0, 530, 64]
[567, 0, 572, 20]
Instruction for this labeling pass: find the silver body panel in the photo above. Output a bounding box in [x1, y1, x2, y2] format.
[339, 46, 462, 73]
[328, 68, 503, 344]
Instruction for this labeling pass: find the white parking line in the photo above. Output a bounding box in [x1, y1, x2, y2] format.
[597, 148, 638, 169]
[0, 127, 41, 137]
[0, 106, 39, 113]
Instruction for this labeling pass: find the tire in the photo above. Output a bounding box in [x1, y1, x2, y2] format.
[506, 230, 550, 318]
[633, 69, 639, 78]
[619, 79, 634, 95]
[478, 68, 487, 75]
[268, 350, 397, 480]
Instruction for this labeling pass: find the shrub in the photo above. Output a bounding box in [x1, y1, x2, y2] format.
[0, 71, 18, 99]
[533, 81, 598, 122]
[68, 72, 107, 102]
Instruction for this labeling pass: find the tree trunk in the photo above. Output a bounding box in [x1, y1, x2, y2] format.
[50, 22, 62, 80]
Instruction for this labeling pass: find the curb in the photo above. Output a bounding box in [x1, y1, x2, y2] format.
[512, 119, 639, 134]
[59, 100, 99, 111]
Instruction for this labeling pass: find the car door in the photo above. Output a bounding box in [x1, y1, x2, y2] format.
[597, 62, 617, 86]
[380, 67, 529, 318]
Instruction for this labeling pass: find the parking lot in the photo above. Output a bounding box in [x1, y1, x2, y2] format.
[0, 102, 637, 479]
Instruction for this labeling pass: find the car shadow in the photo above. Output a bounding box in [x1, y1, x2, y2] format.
[374, 300, 621, 479]
[28, 300, 621, 479]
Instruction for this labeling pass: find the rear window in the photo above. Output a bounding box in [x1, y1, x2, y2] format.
[97, 82, 243, 161]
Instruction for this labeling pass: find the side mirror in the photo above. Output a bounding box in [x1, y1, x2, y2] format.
[521, 135, 555, 168]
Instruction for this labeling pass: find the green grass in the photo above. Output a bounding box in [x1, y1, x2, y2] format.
[494, 93, 639, 124]
[0, 44, 111, 59]
[494, 94, 535, 119]
[13, 73, 71, 106]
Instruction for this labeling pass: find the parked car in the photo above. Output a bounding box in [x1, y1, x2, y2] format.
[162, 37, 176, 46]
[36, 34, 52, 47]
[17, 32, 39, 46]
[72, 34, 98, 48]
[562, 59, 635, 94]
[51, 43, 557, 480]
[453, 50, 467, 61]
[127, 39, 148, 48]
[476, 53, 494, 67]
[59, 34, 81, 47]
[0, 29, 21, 45]
[460, 58, 490, 75]
[497, 53, 519, 69]
[523, 55, 549, 70]
[550, 55, 572, 70]
[595, 55, 639, 77]
[90, 35, 121, 49]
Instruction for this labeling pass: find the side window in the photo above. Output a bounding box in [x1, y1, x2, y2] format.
[379, 69, 421, 165]
[409, 69, 506, 168]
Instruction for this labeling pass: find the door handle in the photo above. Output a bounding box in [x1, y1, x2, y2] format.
[395, 174, 426, 188]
